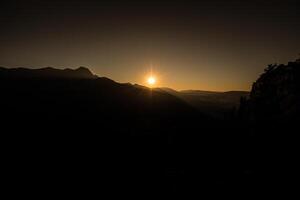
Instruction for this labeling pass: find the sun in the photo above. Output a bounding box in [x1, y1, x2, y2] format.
[147, 76, 156, 86]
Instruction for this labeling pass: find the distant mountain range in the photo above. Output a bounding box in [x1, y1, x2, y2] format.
[0, 66, 249, 118]
[155, 87, 249, 117]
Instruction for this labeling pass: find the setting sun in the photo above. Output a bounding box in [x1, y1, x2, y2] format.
[147, 76, 156, 86]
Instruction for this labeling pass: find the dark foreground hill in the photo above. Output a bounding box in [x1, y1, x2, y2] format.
[1, 64, 298, 196]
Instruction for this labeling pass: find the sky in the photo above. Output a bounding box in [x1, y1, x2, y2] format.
[1, 0, 300, 91]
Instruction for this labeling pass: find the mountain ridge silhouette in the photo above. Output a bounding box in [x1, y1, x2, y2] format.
[0, 66, 97, 79]
[0, 66, 248, 118]
[1, 63, 298, 194]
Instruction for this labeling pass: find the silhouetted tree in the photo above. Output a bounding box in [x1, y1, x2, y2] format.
[264, 63, 277, 72]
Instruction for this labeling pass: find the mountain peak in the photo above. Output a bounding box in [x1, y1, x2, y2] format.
[66, 66, 95, 78]
[76, 66, 91, 72]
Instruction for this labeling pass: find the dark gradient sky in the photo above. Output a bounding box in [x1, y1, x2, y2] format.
[1, 0, 299, 91]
